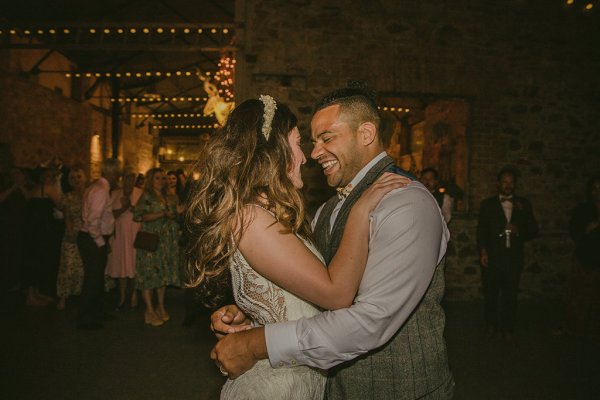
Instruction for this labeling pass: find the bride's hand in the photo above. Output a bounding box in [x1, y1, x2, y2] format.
[211, 304, 252, 339]
[355, 172, 411, 213]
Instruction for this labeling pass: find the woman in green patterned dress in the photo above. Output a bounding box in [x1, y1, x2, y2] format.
[133, 168, 181, 327]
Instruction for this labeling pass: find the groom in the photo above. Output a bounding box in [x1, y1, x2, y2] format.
[211, 85, 454, 399]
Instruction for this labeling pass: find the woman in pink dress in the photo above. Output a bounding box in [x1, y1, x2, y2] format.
[105, 169, 142, 309]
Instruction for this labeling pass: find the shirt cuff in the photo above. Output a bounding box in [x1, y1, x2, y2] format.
[93, 235, 105, 247]
[265, 320, 301, 369]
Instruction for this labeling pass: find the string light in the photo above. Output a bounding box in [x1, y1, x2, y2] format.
[0, 25, 234, 43]
[565, 0, 595, 10]
[152, 124, 219, 129]
[59, 70, 209, 79]
[131, 113, 205, 118]
[212, 54, 236, 102]
[0, 24, 235, 127]
[377, 106, 411, 113]
[111, 97, 207, 103]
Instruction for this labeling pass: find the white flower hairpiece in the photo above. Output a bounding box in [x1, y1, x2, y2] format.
[259, 94, 277, 140]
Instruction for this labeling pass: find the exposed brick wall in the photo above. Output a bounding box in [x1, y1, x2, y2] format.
[0, 72, 92, 171]
[0, 72, 157, 180]
[236, 0, 600, 300]
[120, 118, 158, 176]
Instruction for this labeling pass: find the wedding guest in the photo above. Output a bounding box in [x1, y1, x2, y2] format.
[105, 168, 142, 310]
[167, 170, 185, 203]
[180, 177, 204, 327]
[175, 169, 187, 197]
[0, 167, 28, 292]
[420, 167, 455, 224]
[477, 167, 538, 342]
[56, 166, 87, 310]
[77, 159, 121, 330]
[134, 173, 145, 189]
[0, 167, 26, 203]
[563, 175, 600, 339]
[40, 159, 68, 298]
[22, 166, 62, 306]
[133, 168, 181, 327]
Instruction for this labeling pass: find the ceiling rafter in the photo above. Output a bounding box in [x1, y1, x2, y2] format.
[1, 0, 236, 137]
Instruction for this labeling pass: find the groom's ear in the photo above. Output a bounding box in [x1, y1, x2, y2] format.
[358, 122, 377, 146]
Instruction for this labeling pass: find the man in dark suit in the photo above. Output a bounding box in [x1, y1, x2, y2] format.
[477, 168, 538, 341]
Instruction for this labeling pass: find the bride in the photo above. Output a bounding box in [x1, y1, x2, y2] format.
[185, 95, 406, 399]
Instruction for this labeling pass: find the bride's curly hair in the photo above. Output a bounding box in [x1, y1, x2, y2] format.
[184, 98, 312, 307]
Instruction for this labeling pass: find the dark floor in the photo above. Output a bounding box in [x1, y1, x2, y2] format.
[1, 289, 598, 400]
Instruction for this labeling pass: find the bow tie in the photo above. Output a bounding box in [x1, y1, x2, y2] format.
[500, 196, 513, 203]
[336, 184, 354, 200]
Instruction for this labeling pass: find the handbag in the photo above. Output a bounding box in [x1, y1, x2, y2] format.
[134, 231, 159, 252]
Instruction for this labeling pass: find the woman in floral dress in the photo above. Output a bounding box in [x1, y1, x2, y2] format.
[133, 168, 181, 327]
[56, 167, 87, 310]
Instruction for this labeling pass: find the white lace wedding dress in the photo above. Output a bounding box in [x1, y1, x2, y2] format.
[220, 236, 327, 400]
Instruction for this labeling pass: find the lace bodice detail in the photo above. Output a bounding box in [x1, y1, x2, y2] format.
[229, 236, 324, 327]
[224, 208, 327, 399]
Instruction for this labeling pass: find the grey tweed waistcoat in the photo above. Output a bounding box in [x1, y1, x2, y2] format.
[314, 156, 454, 400]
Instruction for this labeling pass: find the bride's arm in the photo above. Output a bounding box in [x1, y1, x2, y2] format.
[238, 173, 407, 310]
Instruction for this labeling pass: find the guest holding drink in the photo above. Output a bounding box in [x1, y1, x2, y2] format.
[477, 167, 538, 342]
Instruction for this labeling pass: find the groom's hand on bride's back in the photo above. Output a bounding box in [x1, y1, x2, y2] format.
[211, 304, 252, 339]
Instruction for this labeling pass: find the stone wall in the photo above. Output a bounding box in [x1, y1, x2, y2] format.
[236, 0, 600, 300]
[0, 72, 92, 171]
[0, 72, 158, 180]
[120, 117, 158, 177]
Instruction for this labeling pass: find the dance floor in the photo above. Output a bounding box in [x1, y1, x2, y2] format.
[1, 289, 598, 399]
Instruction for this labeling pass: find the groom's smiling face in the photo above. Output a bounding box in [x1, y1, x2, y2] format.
[310, 105, 364, 188]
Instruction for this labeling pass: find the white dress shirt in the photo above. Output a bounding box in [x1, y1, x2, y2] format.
[500, 194, 513, 222]
[441, 193, 454, 224]
[265, 158, 450, 370]
[81, 177, 114, 247]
